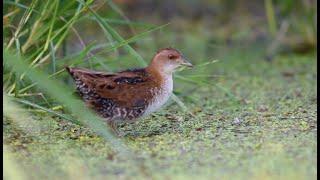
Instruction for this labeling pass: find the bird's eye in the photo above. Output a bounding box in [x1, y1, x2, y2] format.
[168, 54, 175, 59]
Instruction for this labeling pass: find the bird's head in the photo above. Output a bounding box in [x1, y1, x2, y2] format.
[149, 47, 193, 74]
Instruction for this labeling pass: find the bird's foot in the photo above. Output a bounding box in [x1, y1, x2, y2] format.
[108, 121, 126, 137]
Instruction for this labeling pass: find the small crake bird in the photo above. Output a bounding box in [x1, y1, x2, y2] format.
[66, 48, 193, 135]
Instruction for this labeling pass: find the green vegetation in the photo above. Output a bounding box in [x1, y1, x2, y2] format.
[3, 0, 316, 179]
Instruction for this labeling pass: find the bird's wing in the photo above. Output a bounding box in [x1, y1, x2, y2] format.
[66, 67, 157, 109]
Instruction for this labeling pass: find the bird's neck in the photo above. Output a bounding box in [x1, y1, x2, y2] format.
[146, 63, 173, 86]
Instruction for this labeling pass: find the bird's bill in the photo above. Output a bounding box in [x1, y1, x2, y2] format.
[180, 56, 193, 68]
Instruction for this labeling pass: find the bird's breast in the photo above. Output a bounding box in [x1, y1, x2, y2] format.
[143, 75, 173, 116]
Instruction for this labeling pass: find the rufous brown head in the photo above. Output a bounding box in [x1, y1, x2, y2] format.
[149, 48, 193, 74]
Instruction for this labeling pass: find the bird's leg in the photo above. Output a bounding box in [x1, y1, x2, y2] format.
[107, 120, 118, 134]
[107, 121, 125, 137]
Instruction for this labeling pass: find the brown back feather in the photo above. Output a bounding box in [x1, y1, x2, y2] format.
[66, 67, 161, 109]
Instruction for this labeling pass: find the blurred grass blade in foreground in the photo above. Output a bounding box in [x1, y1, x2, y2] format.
[3, 146, 26, 180]
[3, 50, 130, 156]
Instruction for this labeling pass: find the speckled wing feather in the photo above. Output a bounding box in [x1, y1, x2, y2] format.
[66, 67, 159, 120]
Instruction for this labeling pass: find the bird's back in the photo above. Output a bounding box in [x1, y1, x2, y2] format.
[66, 67, 164, 121]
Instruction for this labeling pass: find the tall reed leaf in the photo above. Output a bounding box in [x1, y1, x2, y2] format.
[79, 0, 147, 66]
[4, 50, 130, 156]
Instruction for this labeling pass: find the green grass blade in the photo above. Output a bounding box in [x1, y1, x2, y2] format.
[98, 23, 170, 54]
[4, 0, 40, 13]
[3, 147, 26, 180]
[80, 0, 147, 66]
[12, 97, 81, 125]
[87, 17, 155, 28]
[4, 50, 130, 156]
[265, 0, 277, 36]
[49, 42, 57, 73]
[105, 0, 135, 33]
